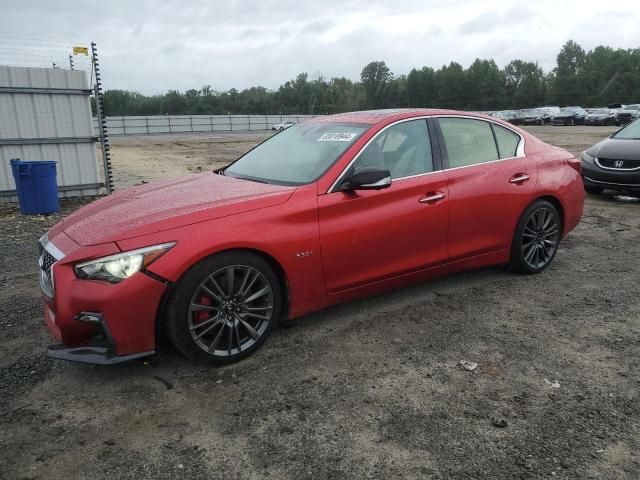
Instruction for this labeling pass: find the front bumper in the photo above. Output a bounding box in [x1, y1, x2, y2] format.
[46, 311, 156, 364]
[48, 345, 155, 365]
[41, 239, 168, 364]
[581, 161, 640, 192]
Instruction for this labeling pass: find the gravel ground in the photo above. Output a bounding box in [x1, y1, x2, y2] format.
[1, 126, 639, 479]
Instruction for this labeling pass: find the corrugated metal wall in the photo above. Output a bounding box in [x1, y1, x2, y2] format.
[0, 66, 102, 200]
[95, 114, 318, 135]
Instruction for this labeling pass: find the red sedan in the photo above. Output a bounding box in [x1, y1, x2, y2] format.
[39, 109, 584, 365]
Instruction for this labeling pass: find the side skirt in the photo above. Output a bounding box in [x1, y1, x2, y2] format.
[325, 249, 510, 306]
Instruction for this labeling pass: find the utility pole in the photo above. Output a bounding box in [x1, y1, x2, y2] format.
[68, 55, 74, 70]
[91, 42, 114, 194]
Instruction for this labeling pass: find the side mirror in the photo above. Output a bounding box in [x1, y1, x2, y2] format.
[341, 167, 392, 191]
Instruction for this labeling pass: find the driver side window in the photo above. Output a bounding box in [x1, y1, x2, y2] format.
[352, 120, 433, 179]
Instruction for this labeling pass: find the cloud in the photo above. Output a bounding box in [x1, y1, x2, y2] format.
[0, 0, 638, 93]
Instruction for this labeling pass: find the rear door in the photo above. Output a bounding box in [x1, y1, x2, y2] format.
[435, 117, 537, 260]
[318, 119, 449, 292]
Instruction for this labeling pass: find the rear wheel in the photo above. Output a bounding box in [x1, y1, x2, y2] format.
[509, 200, 561, 274]
[585, 186, 604, 195]
[164, 251, 282, 364]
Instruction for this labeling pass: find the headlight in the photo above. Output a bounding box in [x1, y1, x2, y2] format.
[75, 242, 175, 283]
[581, 151, 595, 164]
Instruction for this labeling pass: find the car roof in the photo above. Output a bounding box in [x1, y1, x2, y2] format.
[308, 108, 491, 125]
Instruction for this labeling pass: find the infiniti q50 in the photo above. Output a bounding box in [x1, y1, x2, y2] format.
[39, 109, 584, 365]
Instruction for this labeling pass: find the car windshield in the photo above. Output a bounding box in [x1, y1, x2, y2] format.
[225, 122, 368, 185]
[559, 108, 579, 114]
[623, 105, 640, 110]
[612, 119, 640, 140]
[591, 109, 609, 114]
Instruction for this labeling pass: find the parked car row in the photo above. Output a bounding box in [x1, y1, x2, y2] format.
[489, 104, 640, 126]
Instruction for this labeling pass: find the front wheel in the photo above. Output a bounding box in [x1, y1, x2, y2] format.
[508, 200, 561, 275]
[164, 251, 283, 364]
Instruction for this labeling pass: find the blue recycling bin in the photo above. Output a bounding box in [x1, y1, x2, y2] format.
[10, 159, 60, 215]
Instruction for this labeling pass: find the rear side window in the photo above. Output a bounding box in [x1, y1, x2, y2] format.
[492, 124, 520, 158]
[438, 118, 499, 168]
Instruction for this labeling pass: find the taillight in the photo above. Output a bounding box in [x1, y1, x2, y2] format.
[568, 157, 582, 174]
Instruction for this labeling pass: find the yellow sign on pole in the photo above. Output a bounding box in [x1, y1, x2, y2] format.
[72, 46, 89, 56]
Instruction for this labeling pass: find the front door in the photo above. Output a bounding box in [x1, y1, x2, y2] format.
[318, 119, 449, 292]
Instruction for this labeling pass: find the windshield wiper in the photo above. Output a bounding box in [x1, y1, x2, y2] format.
[227, 172, 270, 184]
[244, 178, 269, 184]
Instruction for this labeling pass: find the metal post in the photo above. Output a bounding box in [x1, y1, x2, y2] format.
[91, 42, 114, 194]
[69, 55, 74, 70]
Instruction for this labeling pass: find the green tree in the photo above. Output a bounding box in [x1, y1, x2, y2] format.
[434, 62, 468, 109]
[99, 41, 640, 116]
[549, 40, 586, 105]
[360, 61, 393, 108]
[504, 60, 546, 108]
[465, 59, 506, 110]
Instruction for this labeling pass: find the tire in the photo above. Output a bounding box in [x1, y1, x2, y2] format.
[585, 186, 604, 195]
[164, 251, 283, 365]
[508, 200, 561, 275]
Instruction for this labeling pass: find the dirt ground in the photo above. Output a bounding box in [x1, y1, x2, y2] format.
[1, 125, 639, 480]
[108, 132, 271, 188]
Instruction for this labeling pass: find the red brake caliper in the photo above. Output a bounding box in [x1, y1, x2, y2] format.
[193, 294, 212, 325]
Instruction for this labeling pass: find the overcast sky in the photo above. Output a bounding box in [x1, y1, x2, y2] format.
[1, 0, 639, 93]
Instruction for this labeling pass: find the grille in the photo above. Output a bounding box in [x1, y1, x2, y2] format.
[39, 246, 57, 297]
[598, 158, 640, 170]
[40, 249, 56, 274]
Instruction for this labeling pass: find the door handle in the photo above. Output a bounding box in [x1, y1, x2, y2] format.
[509, 173, 530, 184]
[419, 192, 446, 204]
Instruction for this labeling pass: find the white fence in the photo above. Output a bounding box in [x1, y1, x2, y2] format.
[95, 114, 318, 136]
[0, 66, 101, 199]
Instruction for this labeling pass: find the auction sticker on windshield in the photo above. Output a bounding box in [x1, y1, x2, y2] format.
[318, 132, 357, 142]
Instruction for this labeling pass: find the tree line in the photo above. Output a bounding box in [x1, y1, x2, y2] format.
[102, 41, 640, 116]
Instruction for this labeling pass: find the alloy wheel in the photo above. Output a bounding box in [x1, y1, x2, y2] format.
[521, 207, 560, 270]
[188, 265, 274, 356]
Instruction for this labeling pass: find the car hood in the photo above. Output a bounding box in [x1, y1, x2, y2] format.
[588, 138, 640, 160]
[50, 173, 295, 246]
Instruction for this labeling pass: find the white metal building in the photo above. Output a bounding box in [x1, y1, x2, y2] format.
[0, 65, 102, 200]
